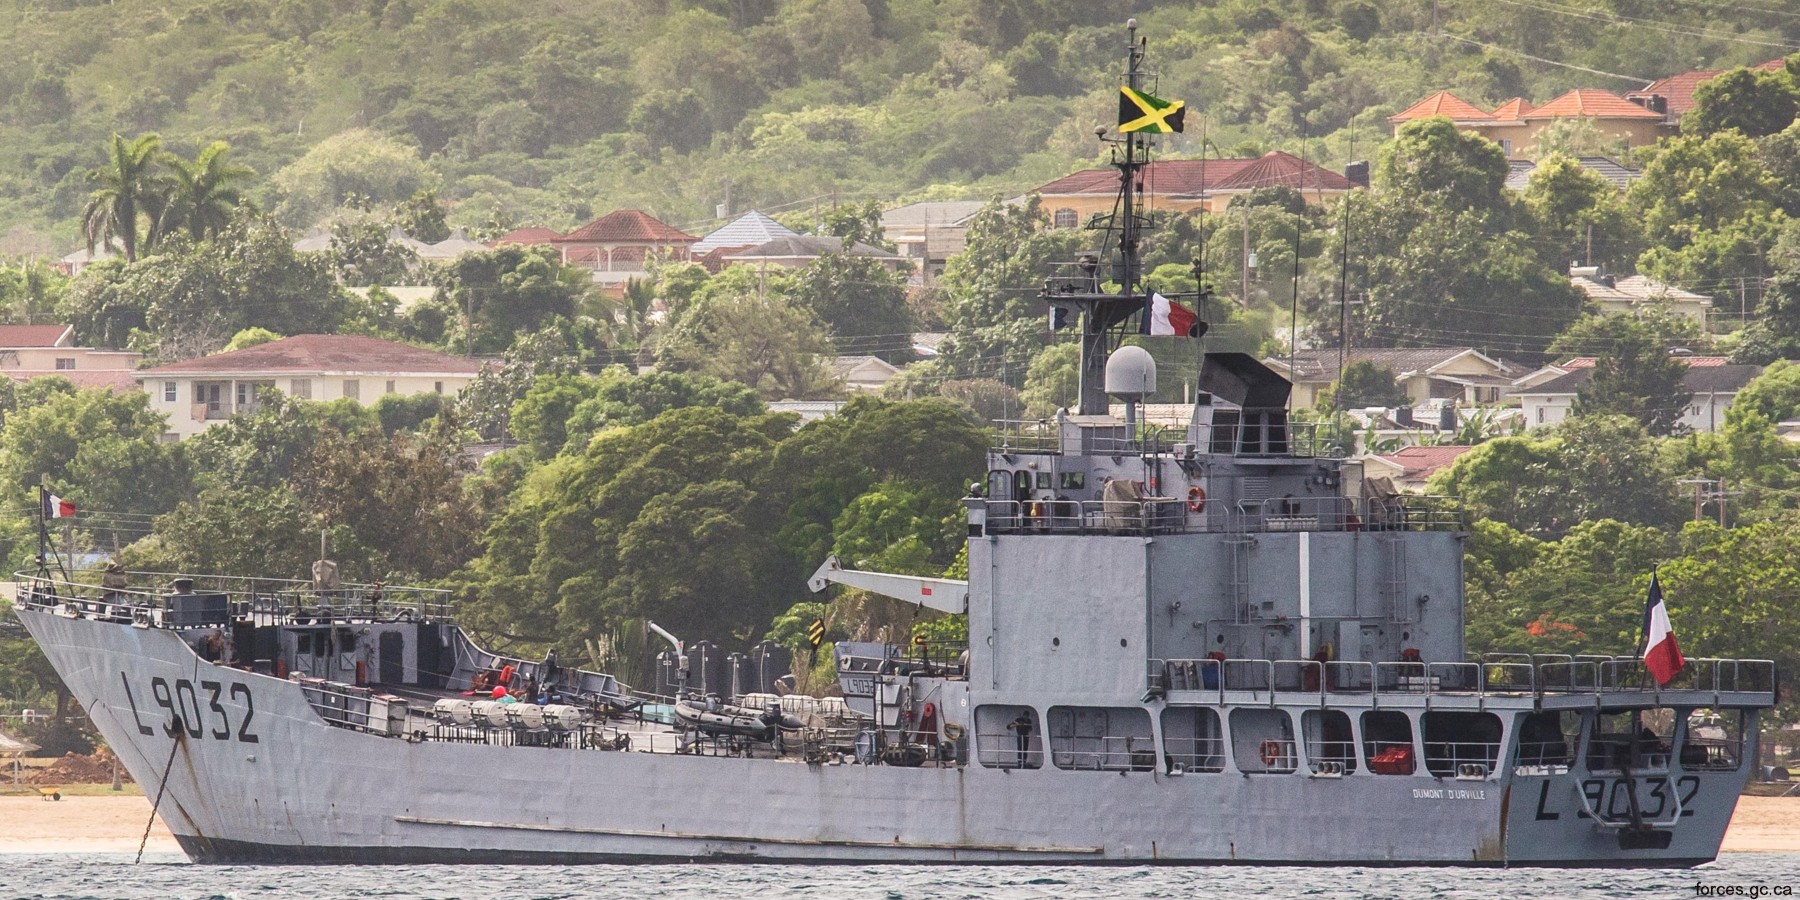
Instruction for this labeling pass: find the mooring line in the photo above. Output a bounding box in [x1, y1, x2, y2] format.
[135, 722, 183, 864]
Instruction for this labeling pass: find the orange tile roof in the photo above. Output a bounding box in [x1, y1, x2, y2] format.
[1490, 98, 1533, 120]
[140, 334, 485, 376]
[1387, 91, 1495, 123]
[1525, 89, 1665, 120]
[556, 210, 696, 245]
[1377, 445, 1477, 478]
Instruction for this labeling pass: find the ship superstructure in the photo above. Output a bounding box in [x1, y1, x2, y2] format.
[11, 22, 1778, 867]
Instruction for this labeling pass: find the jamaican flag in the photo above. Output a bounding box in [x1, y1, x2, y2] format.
[1119, 86, 1186, 134]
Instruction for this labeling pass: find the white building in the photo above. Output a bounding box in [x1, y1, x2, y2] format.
[136, 334, 484, 440]
[1514, 357, 1759, 432]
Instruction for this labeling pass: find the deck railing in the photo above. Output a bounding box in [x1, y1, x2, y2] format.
[13, 569, 455, 626]
[982, 494, 1462, 536]
[1150, 654, 1776, 703]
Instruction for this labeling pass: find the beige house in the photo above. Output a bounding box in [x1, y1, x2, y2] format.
[880, 200, 987, 286]
[832, 355, 902, 393]
[1570, 267, 1712, 322]
[136, 334, 484, 440]
[0, 324, 141, 391]
[1266, 348, 1526, 410]
[1388, 89, 1669, 159]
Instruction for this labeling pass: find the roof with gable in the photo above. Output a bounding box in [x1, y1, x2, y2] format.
[880, 200, 987, 229]
[1387, 91, 1495, 123]
[492, 227, 562, 246]
[1270, 347, 1522, 383]
[1523, 89, 1665, 120]
[1372, 445, 1477, 479]
[0, 324, 74, 348]
[138, 334, 485, 377]
[1570, 271, 1712, 306]
[1506, 156, 1642, 191]
[692, 210, 799, 254]
[6, 369, 139, 391]
[1490, 98, 1534, 120]
[1522, 362, 1759, 397]
[556, 210, 696, 245]
[1627, 58, 1790, 118]
[417, 228, 490, 260]
[1035, 152, 1352, 198]
[724, 234, 900, 261]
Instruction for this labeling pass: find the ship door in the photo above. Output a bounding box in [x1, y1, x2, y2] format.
[378, 631, 404, 684]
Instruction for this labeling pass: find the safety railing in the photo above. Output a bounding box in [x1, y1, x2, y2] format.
[1422, 741, 1501, 778]
[1160, 736, 1226, 773]
[982, 494, 1463, 537]
[986, 420, 1330, 460]
[975, 731, 1044, 770]
[1303, 738, 1357, 775]
[1152, 655, 1776, 704]
[13, 569, 454, 627]
[1047, 735, 1159, 772]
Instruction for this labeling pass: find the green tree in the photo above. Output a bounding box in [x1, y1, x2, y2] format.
[791, 253, 917, 363]
[160, 140, 254, 243]
[270, 129, 433, 228]
[80, 133, 167, 264]
[434, 246, 588, 356]
[1571, 318, 1691, 436]
[1020, 341, 1079, 417]
[661, 280, 841, 400]
[1324, 360, 1408, 409]
[1521, 153, 1640, 271]
[1686, 63, 1800, 139]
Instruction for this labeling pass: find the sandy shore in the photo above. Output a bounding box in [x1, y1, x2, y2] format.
[0, 794, 1793, 857]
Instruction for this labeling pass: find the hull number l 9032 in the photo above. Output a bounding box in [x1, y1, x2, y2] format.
[121, 673, 258, 743]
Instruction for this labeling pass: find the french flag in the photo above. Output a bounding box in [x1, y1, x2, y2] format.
[42, 491, 74, 519]
[1145, 293, 1200, 337]
[1641, 571, 1685, 687]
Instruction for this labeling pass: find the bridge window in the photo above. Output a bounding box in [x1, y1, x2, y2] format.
[1302, 709, 1357, 774]
[1515, 710, 1579, 772]
[1161, 708, 1224, 773]
[1585, 708, 1676, 772]
[1680, 708, 1744, 773]
[1363, 710, 1415, 774]
[1231, 708, 1296, 774]
[1421, 711, 1502, 777]
[975, 704, 1041, 770]
[1047, 706, 1154, 771]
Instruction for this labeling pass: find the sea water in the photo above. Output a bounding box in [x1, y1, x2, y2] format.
[3, 854, 1800, 900]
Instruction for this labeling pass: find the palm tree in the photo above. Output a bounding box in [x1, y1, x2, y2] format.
[79, 133, 167, 263]
[161, 141, 254, 243]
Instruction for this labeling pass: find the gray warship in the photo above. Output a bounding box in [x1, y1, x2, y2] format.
[11, 22, 1778, 867]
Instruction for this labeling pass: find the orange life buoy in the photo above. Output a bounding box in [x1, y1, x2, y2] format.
[1259, 739, 1282, 766]
[1187, 486, 1207, 513]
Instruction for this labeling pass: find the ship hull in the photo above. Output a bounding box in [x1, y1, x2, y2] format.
[19, 608, 1746, 867]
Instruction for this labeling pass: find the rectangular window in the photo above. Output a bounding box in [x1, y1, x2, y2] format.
[342, 379, 360, 401]
[385, 379, 396, 394]
[163, 381, 177, 402]
[290, 378, 312, 400]
[1499, 139, 1513, 155]
[434, 381, 444, 394]
[54, 357, 75, 370]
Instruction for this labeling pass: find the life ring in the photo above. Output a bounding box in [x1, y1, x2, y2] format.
[1187, 486, 1207, 513]
[1259, 740, 1282, 766]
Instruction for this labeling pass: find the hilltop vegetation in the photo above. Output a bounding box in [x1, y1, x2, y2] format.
[0, 0, 1795, 248]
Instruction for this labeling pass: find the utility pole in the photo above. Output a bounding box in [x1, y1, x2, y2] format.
[1677, 478, 1714, 522]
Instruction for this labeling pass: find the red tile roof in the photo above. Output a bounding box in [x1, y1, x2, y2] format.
[1210, 151, 1355, 192]
[1387, 91, 1494, 123]
[1036, 152, 1352, 197]
[1376, 445, 1476, 478]
[1490, 98, 1533, 120]
[492, 227, 562, 246]
[1627, 58, 1792, 118]
[1557, 355, 1728, 370]
[1524, 89, 1665, 120]
[139, 334, 485, 376]
[556, 210, 696, 244]
[0, 324, 74, 348]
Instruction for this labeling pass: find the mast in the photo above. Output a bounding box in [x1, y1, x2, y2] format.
[1047, 19, 1159, 416]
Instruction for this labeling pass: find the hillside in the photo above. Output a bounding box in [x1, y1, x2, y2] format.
[0, 0, 1793, 251]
